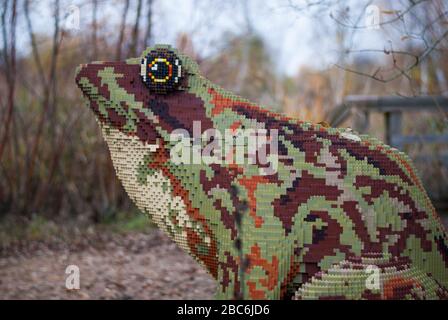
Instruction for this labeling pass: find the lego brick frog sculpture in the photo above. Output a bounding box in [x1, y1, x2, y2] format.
[76, 45, 448, 299]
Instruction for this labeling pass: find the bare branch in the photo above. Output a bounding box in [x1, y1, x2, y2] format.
[115, 0, 130, 61]
[129, 0, 143, 56]
[24, 0, 47, 87]
[143, 0, 153, 48]
[335, 28, 448, 83]
[91, 0, 98, 60]
[330, 0, 432, 30]
[26, 0, 61, 213]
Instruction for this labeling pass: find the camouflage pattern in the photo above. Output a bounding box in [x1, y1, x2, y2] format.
[75, 45, 448, 300]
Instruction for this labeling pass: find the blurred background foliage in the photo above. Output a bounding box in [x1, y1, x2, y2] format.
[0, 0, 447, 229]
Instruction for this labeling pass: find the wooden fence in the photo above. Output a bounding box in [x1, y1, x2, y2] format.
[329, 95, 448, 151]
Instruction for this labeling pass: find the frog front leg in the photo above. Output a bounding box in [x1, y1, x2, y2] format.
[214, 245, 285, 300]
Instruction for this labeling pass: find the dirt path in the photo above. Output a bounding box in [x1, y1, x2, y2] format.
[1, 217, 448, 300]
[0, 230, 215, 299]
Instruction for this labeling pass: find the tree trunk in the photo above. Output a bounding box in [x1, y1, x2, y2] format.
[0, 0, 17, 163]
[115, 0, 130, 61]
[143, 0, 153, 48]
[129, 0, 143, 56]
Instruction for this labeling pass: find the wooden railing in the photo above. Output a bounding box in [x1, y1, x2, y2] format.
[329, 95, 448, 151]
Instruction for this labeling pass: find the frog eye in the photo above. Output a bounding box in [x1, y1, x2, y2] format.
[140, 49, 183, 94]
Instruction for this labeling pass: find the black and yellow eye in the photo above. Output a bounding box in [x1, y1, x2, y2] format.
[140, 49, 182, 94]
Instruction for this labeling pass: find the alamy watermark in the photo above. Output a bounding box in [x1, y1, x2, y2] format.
[365, 5, 381, 30]
[65, 264, 80, 290]
[64, 4, 80, 31]
[365, 265, 381, 290]
[169, 121, 279, 175]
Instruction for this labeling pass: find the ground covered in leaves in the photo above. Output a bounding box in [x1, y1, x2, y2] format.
[1, 214, 447, 300]
[0, 228, 215, 299]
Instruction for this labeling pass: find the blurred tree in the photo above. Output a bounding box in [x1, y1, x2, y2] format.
[202, 34, 279, 111]
[129, 0, 143, 56]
